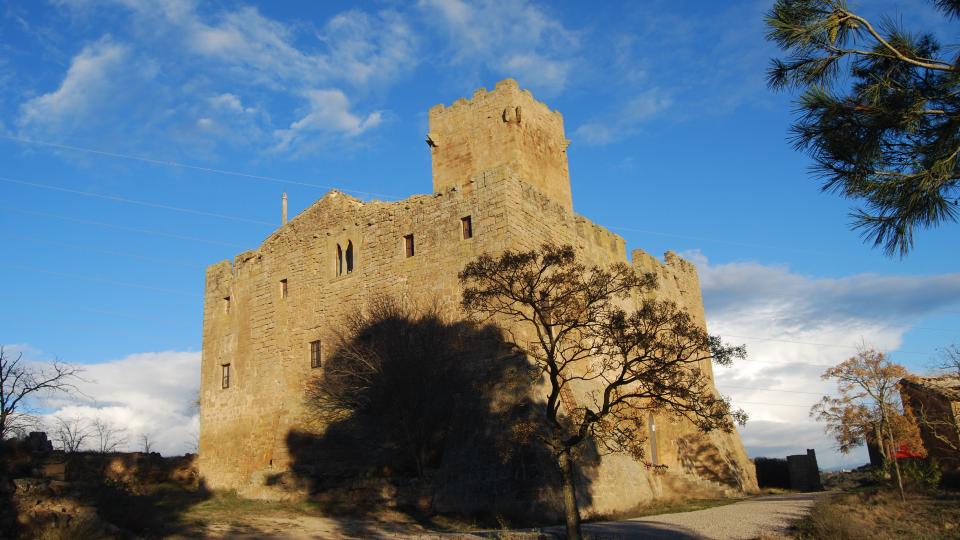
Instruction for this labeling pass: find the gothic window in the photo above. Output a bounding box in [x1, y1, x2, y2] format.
[461, 216, 473, 239]
[310, 340, 322, 368]
[345, 241, 354, 273]
[404, 234, 415, 257]
[221, 363, 231, 389]
[336, 244, 343, 276]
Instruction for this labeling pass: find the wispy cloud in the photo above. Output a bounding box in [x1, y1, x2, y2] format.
[26, 1, 417, 156]
[273, 89, 382, 154]
[574, 88, 672, 145]
[690, 252, 960, 468]
[418, 0, 579, 96]
[18, 38, 136, 132]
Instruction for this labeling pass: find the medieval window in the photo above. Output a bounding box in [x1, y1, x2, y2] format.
[221, 363, 231, 389]
[345, 241, 354, 273]
[404, 234, 415, 257]
[223, 296, 231, 314]
[647, 412, 659, 465]
[461, 216, 473, 239]
[336, 244, 343, 276]
[310, 340, 322, 368]
[280, 279, 288, 299]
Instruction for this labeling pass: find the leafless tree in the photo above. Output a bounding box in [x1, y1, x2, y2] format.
[92, 417, 128, 453]
[935, 344, 960, 377]
[1, 346, 83, 440]
[459, 244, 747, 540]
[140, 432, 154, 454]
[52, 415, 92, 453]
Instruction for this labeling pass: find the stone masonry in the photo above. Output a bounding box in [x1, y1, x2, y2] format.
[198, 79, 758, 516]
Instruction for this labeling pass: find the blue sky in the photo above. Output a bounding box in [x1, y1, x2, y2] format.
[1, 0, 958, 466]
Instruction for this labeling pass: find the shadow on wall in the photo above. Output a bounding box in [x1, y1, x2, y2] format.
[677, 434, 750, 491]
[272, 298, 600, 530]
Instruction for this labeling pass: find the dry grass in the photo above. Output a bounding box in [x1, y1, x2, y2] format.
[795, 487, 960, 540]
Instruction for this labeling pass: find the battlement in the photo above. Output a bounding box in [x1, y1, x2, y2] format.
[427, 79, 573, 210]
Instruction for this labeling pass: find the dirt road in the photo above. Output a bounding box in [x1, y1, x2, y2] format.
[198, 492, 828, 539]
[574, 492, 829, 540]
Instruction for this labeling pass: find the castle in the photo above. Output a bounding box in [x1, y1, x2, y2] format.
[198, 79, 758, 516]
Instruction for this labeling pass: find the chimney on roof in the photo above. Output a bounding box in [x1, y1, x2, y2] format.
[282, 192, 288, 225]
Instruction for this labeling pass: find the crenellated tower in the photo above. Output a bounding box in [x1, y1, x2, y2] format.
[427, 78, 573, 210]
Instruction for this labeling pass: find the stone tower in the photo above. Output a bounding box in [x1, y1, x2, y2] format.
[427, 79, 573, 210]
[198, 79, 758, 517]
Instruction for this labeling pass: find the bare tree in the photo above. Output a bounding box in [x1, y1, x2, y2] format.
[935, 344, 960, 377]
[460, 244, 747, 540]
[92, 417, 128, 453]
[1, 346, 82, 440]
[140, 432, 154, 454]
[811, 349, 922, 501]
[52, 415, 92, 453]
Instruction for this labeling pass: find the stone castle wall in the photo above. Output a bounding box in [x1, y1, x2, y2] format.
[429, 79, 572, 210]
[198, 80, 757, 514]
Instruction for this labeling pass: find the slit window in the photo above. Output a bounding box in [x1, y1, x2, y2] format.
[221, 363, 231, 389]
[280, 279, 288, 299]
[336, 244, 343, 276]
[345, 241, 354, 273]
[461, 216, 473, 239]
[223, 296, 231, 314]
[404, 234, 415, 257]
[310, 340, 322, 368]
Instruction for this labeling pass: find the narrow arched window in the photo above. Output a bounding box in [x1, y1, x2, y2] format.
[336, 244, 343, 276]
[648, 412, 659, 465]
[345, 241, 354, 273]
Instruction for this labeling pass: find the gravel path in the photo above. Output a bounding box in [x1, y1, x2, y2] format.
[577, 492, 830, 540]
[196, 492, 828, 539]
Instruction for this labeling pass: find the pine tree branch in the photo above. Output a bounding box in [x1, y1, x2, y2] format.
[841, 12, 956, 71]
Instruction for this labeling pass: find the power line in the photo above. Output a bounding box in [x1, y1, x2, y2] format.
[720, 385, 825, 395]
[1, 134, 401, 200]
[0, 299, 190, 324]
[718, 333, 939, 358]
[1, 206, 246, 248]
[1, 233, 202, 269]
[0, 176, 275, 226]
[735, 400, 815, 408]
[607, 225, 828, 255]
[6, 264, 198, 297]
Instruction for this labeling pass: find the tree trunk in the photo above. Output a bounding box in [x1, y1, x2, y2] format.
[558, 447, 582, 540]
[881, 412, 906, 502]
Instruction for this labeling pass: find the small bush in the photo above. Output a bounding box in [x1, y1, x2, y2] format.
[900, 458, 941, 492]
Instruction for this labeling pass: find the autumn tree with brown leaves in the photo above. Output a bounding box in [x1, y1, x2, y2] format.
[812, 348, 923, 501]
[460, 244, 747, 540]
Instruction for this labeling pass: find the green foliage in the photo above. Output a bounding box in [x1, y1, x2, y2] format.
[766, 0, 959, 256]
[900, 458, 942, 491]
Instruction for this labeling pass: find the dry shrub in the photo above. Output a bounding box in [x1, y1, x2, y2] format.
[796, 487, 960, 540]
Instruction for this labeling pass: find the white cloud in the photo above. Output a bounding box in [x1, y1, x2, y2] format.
[74, 0, 418, 91]
[18, 38, 132, 131]
[418, 0, 579, 96]
[690, 252, 960, 469]
[574, 88, 672, 145]
[29, 1, 416, 155]
[273, 89, 382, 153]
[21, 349, 201, 456]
